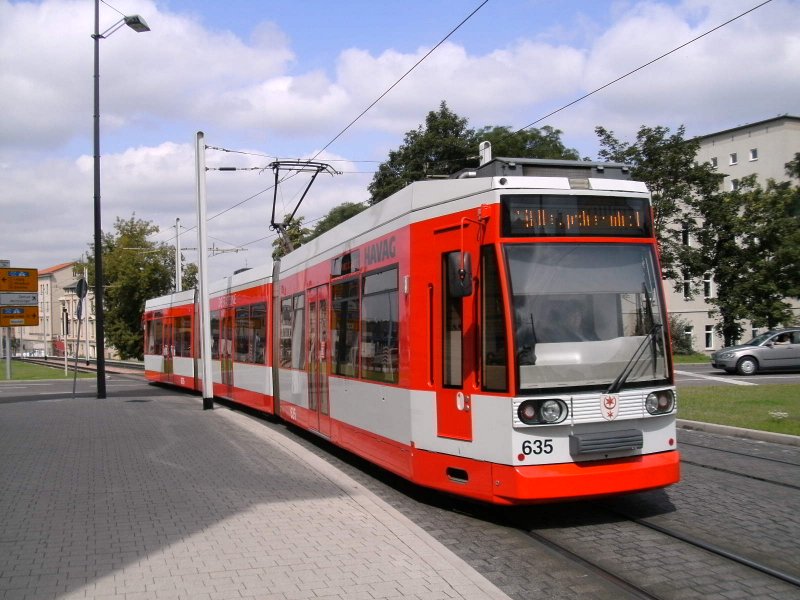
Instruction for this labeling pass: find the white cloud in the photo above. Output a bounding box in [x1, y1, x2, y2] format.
[1, 0, 798, 278]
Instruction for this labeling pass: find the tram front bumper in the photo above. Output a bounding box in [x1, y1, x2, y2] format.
[490, 450, 680, 504]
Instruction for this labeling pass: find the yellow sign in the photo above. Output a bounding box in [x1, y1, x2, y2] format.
[0, 306, 39, 327]
[0, 268, 38, 293]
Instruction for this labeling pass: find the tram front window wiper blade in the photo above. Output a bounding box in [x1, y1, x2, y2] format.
[606, 323, 663, 395]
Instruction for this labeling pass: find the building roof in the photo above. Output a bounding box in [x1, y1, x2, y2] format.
[697, 115, 800, 141]
[39, 262, 76, 276]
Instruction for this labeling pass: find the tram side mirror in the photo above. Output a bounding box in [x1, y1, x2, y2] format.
[448, 252, 473, 298]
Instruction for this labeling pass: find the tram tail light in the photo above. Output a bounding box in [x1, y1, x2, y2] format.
[645, 390, 675, 415]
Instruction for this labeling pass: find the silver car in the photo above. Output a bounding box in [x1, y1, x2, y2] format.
[710, 328, 800, 375]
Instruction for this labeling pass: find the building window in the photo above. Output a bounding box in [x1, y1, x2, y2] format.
[703, 273, 713, 299]
[710, 157, 718, 168]
[749, 148, 758, 161]
[705, 325, 714, 350]
[731, 179, 740, 191]
[729, 152, 738, 165]
[682, 269, 691, 300]
[681, 221, 690, 246]
[684, 325, 694, 352]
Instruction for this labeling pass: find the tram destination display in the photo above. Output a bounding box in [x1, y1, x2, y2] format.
[503, 195, 651, 237]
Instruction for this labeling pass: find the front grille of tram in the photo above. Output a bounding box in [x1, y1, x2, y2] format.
[569, 429, 643, 455]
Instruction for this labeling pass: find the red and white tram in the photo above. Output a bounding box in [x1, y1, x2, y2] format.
[144, 157, 680, 505]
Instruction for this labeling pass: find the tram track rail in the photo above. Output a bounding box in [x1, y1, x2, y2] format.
[680, 457, 800, 490]
[16, 356, 143, 374]
[518, 504, 800, 600]
[620, 512, 800, 588]
[678, 438, 800, 490]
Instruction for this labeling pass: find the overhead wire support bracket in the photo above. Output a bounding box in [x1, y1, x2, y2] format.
[268, 160, 340, 252]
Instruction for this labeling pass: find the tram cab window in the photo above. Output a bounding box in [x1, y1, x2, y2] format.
[482, 247, 507, 391]
[506, 243, 669, 391]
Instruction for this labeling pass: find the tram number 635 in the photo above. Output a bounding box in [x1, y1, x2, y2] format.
[522, 439, 554, 455]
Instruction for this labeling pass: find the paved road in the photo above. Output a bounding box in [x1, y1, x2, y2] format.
[0, 376, 508, 600]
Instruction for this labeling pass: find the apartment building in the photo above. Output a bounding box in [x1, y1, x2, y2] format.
[668, 115, 800, 352]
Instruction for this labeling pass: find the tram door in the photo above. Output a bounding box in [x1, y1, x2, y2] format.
[220, 311, 234, 392]
[434, 247, 477, 442]
[307, 285, 331, 437]
[162, 319, 174, 383]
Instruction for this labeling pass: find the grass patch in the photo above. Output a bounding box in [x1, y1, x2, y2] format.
[672, 352, 709, 364]
[0, 360, 95, 381]
[679, 384, 800, 436]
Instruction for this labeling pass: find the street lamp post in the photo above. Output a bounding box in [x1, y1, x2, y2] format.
[92, 0, 149, 398]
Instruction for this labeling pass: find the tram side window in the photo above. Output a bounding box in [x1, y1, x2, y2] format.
[210, 311, 220, 360]
[147, 319, 163, 355]
[332, 278, 359, 377]
[482, 247, 507, 392]
[361, 267, 399, 384]
[291, 294, 305, 369]
[280, 298, 293, 368]
[235, 306, 250, 362]
[279, 295, 306, 369]
[175, 316, 192, 357]
[234, 303, 267, 364]
[251, 302, 267, 364]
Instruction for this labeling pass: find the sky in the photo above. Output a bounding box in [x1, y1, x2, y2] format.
[1, 0, 799, 283]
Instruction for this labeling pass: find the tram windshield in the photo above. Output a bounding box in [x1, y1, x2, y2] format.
[505, 243, 669, 391]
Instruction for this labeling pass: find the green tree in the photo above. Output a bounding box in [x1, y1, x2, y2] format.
[474, 125, 581, 161]
[731, 169, 800, 329]
[368, 101, 475, 204]
[685, 184, 749, 345]
[85, 215, 194, 359]
[271, 216, 310, 260]
[668, 313, 694, 355]
[369, 102, 583, 204]
[307, 202, 367, 241]
[595, 125, 723, 281]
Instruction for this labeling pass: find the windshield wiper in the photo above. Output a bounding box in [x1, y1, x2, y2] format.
[517, 313, 538, 366]
[606, 323, 663, 394]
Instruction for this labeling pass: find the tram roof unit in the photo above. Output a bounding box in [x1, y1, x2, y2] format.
[144, 288, 196, 312]
[453, 157, 635, 181]
[278, 159, 648, 277]
[145, 158, 650, 307]
[208, 261, 273, 297]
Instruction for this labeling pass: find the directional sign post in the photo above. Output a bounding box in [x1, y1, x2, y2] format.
[1, 267, 39, 379]
[0, 268, 39, 327]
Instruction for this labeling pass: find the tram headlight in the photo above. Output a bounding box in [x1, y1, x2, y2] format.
[540, 399, 565, 423]
[646, 390, 675, 415]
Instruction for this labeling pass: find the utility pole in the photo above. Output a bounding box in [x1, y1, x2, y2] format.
[175, 218, 182, 293]
[195, 132, 213, 410]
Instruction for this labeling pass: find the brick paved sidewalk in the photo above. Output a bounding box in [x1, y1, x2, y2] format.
[0, 390, 509, 600]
